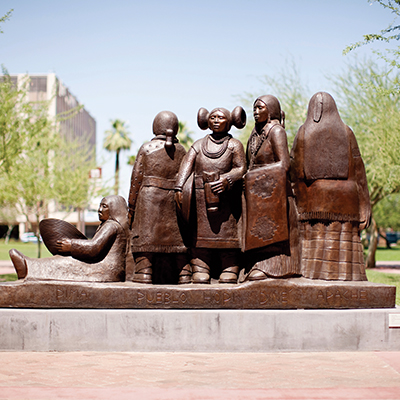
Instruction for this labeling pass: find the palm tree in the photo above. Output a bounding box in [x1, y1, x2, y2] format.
[104, 119, 132, 195]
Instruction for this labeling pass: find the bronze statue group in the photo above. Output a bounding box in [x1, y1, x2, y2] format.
[9, 92, 371, 285]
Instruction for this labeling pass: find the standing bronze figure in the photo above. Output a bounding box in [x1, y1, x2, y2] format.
[242, 95, 300, 281]
[9, 195, 129, 282]
[175, 106, 246, 284]
[128, 111, 190, 284]
[290, 92, 371, 281]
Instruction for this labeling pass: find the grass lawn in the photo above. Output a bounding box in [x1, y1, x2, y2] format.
[375, 245, 400, 262]
[0, 273, 17, 282]
[366, 269, 400, 305]
[0, 240, 51, 260]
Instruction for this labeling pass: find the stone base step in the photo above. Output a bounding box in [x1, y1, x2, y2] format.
[1, 307, 400, 352]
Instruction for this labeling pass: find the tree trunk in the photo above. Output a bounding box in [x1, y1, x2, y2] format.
[36, 209, 41, 259]
[77, 207, 85, 234]
[360, 229, 368, 249]
[114, 150, 120, 195]
[4, 224, 13, 244]
[37, 238, 41, 258]
[366, 217, 378, 269]
[379, 229, 391, 249]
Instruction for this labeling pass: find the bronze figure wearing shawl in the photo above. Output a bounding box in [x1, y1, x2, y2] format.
[290, 92, 371, 281]
[243, 95, 300, 281]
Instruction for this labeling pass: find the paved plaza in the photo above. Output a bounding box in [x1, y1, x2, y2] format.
[1, 261, 400, 399]
[0, 351, 399, 399]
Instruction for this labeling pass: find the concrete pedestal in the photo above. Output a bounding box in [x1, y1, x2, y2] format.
[1, 307, 400, 352]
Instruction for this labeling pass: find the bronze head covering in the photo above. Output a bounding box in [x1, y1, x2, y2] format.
[152, 111, 179, 148]
[102, 195, 129, 240]
[197, 106, 246, 131]
[302, 92, 350, 180]
[254, 95, 282, 122]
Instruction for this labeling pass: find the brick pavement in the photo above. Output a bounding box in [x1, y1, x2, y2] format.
[1, 261, 400, 398]
[0, 351, 399, 399]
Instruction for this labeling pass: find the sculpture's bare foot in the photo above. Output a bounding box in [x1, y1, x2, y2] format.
[9, 249, 27, 279]
[247, 268, 269, 281]
[219, 266, 239, 284]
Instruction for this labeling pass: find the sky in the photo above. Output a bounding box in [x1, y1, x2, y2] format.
[1, 0, 398, 199]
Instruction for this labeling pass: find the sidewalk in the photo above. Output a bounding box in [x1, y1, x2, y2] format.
[0, 351, 399, 399]
[0, 260, 14, 275]
[375, 260, 400, 274]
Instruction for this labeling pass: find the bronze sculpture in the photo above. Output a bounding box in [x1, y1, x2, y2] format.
[1, 99, 396, 310]
[290, 92, 371, 281]
[175, 106, 246, 284]
[242, 95, 300, 281]
[9, 195, 129, 282]
[128, 111, 190, 284]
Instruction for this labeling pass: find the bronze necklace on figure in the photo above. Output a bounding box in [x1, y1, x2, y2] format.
[249, 122, 278, 168]
[202, 134, 231, 159]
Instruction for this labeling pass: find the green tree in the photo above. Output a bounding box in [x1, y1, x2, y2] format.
[104, 119, 132, 195]
[177, 121, 194, 151]
[373, 193, 400, 247]
[0, 72, 98, 257]
[0, 70, 29, 175]
[237, 59, 309, 148]
[374, 193, 400, 232]
[344, 0, 400, 93]
[0, 205, 18, 243]
[127, 154, 136, 166]
[0, 9, 12, 33]
[51, 134, 98, 230]
[238, 58, 400, 269]
[330, 58, 400, 267]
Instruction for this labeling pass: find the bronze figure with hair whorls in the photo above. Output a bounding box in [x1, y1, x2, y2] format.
[128, 111, 190, 284]
[290, 92, 371, 281]
[9, 195, 129, 282]
[242, 95, 300, 281]
[175, 106, 246, 284]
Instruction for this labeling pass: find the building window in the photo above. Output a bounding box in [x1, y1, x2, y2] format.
[29, 77, 47, 93]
